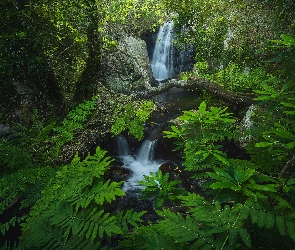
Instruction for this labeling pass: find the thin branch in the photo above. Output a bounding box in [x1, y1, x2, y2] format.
[279, 155, 295, 178]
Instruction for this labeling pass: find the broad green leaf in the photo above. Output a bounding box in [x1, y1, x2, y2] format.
[212, 151, 229, 165]
[276, 216, 286, 235]
[286, 221, 295, 241]
[286, 141, 295, 149]
[264, 213, 275, 229]
[239, 206, 250, 220]
[234, 167, 255, 184]
[250, 208, 258, 224]
[257, 210, 265, 228]
[246, 183, 279, 192]
[281, 34, 295, 45]
[198, 101, 207, 116]
[271, 127, 294, 139]
[286, 178, 295, 186]
[255, 142, 273, 147]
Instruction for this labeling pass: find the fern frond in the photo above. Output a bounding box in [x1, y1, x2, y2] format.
[116, 209, 146, 234]
[157, 208, 200, 244]
[119, 226, 179, 250]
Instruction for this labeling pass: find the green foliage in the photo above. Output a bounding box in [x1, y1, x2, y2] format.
[138, 169, 186, 208]
[51, 96, 98, 158]
[116, 209, 147, 234]
[19, 146, 144, 249]
[121, 192, 295, 249]
[197, 63, 282, 92]
[130, 43, 295, 248]
[0, 96, 98, 248]
[111, 100, 154, 140]
[268, 34, 295, 79]
[11, 96, 98, 161]
[164, 0, 292, 71]
[164, 101, 236, 176]
[1, 1, 295, 249]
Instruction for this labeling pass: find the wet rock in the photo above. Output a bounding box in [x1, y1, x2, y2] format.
[159, 161, 191, 191]
[105, 165, 131, 183]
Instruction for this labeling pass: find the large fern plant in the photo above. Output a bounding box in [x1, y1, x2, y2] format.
[0, 96, 99, 246]
[17, 146, 145, 249]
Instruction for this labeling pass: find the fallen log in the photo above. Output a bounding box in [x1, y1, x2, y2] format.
[145, 75, 256, 107]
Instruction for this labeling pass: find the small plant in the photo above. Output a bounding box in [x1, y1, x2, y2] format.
[139, 169, 186, 208]
[111, 100, 154, 140]
[164, 101, 236, 176]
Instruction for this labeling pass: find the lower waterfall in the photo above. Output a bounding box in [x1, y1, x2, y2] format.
[116, 136, 162, 191]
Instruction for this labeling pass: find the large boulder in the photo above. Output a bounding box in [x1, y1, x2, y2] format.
[105, 36, 156, 93]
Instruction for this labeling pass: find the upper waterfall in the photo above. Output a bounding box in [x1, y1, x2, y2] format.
[151, 21, 175, 81]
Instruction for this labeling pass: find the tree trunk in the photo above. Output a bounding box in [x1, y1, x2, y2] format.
[73, 16, 103, 102]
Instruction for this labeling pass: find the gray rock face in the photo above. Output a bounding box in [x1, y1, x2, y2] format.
[0, 124, 10, 137]
[105, 36, 156, 93]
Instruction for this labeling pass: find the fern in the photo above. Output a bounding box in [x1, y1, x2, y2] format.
[116, 209, 146, 234]
[139, 169, 186, 208]
[19, 146, 145, 249]
[111, 100, 154, 140]
[119, 225, 179, 250]
[164, 101, 236, 173]
[51, 96, 98, 158]
[121, 190, 295, 249]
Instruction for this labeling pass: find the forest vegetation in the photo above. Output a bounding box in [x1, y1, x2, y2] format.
[1, 0, 295, 249]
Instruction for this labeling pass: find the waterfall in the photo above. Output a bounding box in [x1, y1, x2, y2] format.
[116, 136, 162, 191]
[116, 136, 129, 156]
[151, 21, 174, 81]
[240, 104, 256, 146]
[136, 140, 157, 165]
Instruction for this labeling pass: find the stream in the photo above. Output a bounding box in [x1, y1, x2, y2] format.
[116, 22, 199, 191]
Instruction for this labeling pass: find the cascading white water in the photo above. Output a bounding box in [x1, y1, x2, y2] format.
[116, 136, 129, 156]
[240, 104, 256, 146]
[136, 140, 157, 165]
[117, 136, 162, 191]
[151, 21, 174, 81]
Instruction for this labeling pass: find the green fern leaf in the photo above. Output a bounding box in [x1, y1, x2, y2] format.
[94, 180, 125, 205]
[98, 213, 123, 237]
[210, 181, 235, 190]
[264, 212, 275, 229]
[116, 209, 146, 233]
[238, 228, 251, 248]
[200, 244, 214, 250]
[250, 208, 258, 224]
[276, 216, 286, 235]
[86, 221, 95, 240]
[79, 220, 91, 238]
[286, 220, 295, 241]
[90, 223, 99, 242]
[229, 228, 239, 245]
[257, 209, 266, 228]
[188, 238, 207, 249]
[239, 206, 249, 220]
[157, 209, 199, 244]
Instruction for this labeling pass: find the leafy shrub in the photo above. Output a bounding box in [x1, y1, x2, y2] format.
[111, 100, 154, 140]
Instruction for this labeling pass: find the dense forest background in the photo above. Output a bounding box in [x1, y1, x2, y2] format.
[1, 0, 295, 249]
